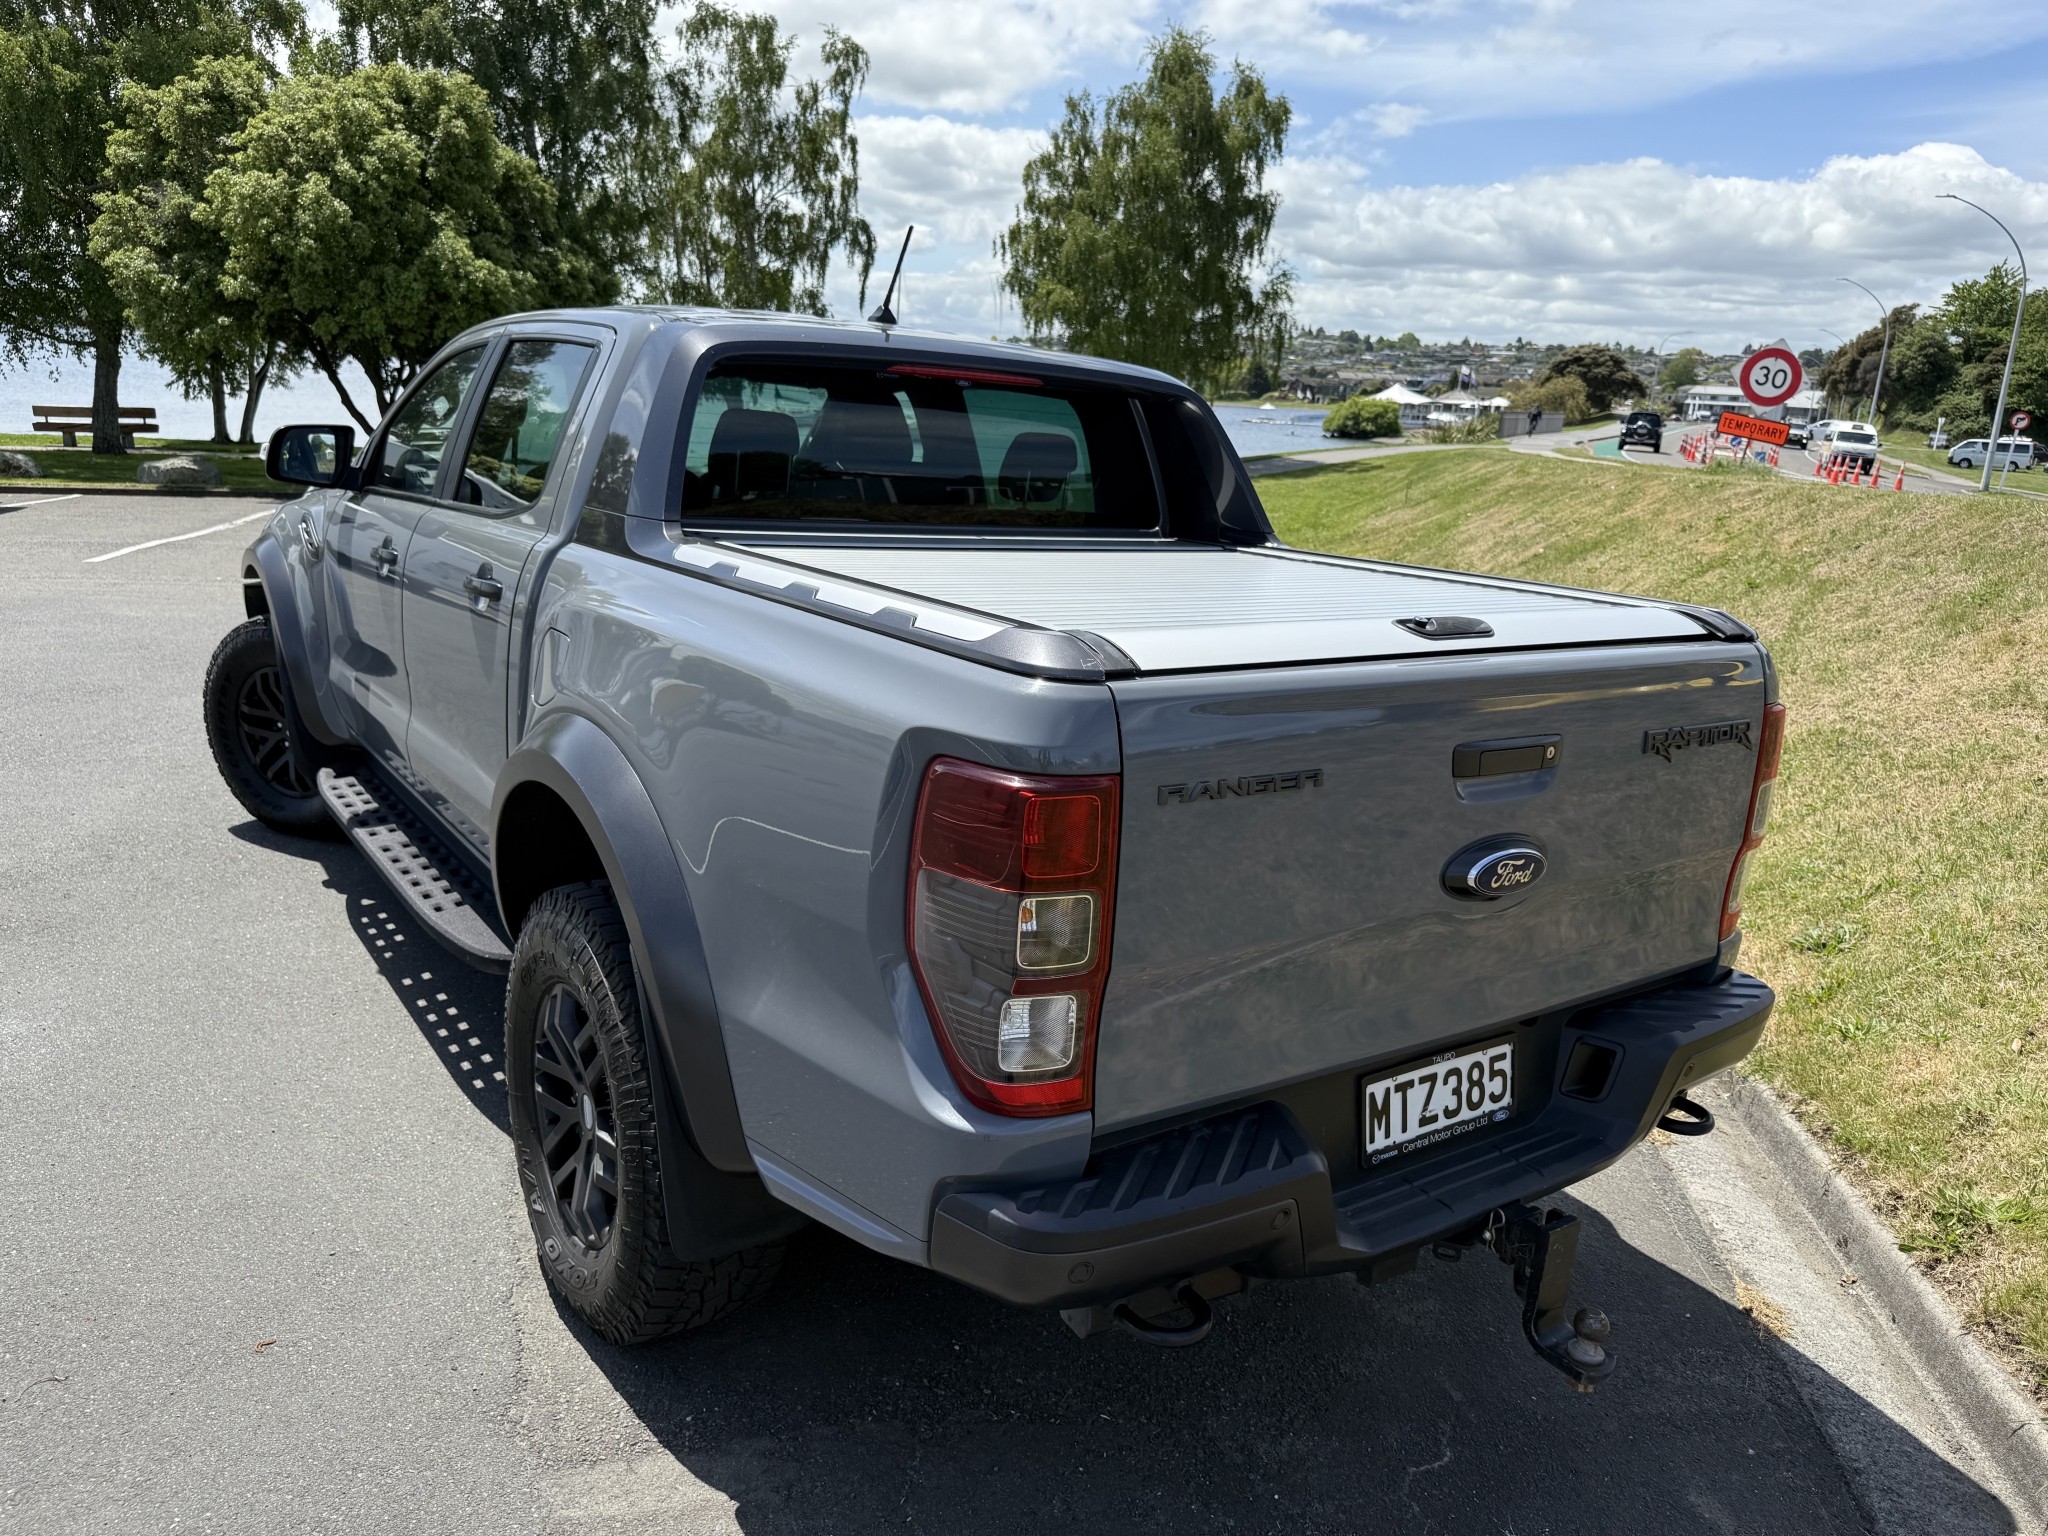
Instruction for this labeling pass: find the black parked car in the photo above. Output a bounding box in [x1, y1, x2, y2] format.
[1619, 410, 1663, 452]
[1783, 422, 1810, 449]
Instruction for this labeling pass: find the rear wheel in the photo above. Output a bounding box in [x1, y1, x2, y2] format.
[507, 881, 783, 1344]
[202, 617, 330, 835]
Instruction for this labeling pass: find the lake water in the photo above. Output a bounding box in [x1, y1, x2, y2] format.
[3, 350, 1335, 460]
[0, 351, 374, 441]
[1215, 405, 1332, 460]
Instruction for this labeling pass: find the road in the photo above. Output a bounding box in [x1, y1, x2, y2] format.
[1, 492, 2036, 1535]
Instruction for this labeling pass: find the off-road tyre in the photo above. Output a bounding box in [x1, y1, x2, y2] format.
[202, 617, 331, 835]
[507, 881, 783, 1344]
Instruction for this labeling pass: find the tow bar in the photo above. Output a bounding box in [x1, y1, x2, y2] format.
[1483, 1203, 1615, 1392]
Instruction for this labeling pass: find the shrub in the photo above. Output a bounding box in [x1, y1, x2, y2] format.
[1322, 396, 1402, 439]
[1507, 376, 1592, 425]
[1425, 415, 1502, 444]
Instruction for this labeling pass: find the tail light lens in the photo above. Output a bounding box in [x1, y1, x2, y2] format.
[908, 757, 1119, 1116]
[1721, 701, 1786, 941]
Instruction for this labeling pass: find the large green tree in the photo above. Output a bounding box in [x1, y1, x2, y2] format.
[327, 0, 658, 286]
[0, 1, 289, 452]
[1657, 346, 1707, 394]
[1535, 344, 1643, 413]
[1815, 304, 1918, 420]
[206, 62, 595, 432]
[91, 52, 283, 444]
[635, 3, 874, 313]
[997, 26, 1291, 391]
[1935, 263, 2045, 439]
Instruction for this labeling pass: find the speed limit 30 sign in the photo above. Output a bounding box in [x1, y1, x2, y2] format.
[1739, 348, 1803, 409]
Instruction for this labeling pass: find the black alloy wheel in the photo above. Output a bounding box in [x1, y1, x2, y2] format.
[531, 983, 619, 1250]
[202, 617, 334, 835]
[235, 663, 316, 799]
[506, 881, 787, 1343]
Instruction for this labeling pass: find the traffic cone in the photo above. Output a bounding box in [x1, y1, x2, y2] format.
[1813, 455, 1824, 477]
[1893, 465, 1905, 491]
[1827, 459, 1840, 484]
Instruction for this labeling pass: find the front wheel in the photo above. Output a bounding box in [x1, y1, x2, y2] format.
[507, 881, 783, 1344]
[202, 617, 330, 835]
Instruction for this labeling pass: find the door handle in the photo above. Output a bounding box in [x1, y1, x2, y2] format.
[463, 567, 502, 603]
[298, 517, 321, 562]
[372, 541, 399, 575]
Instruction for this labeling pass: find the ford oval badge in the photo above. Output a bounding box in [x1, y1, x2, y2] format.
[1445, 842, 1548, 900]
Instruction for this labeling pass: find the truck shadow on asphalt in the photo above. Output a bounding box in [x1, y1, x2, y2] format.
[250, 823, 2020, 1536]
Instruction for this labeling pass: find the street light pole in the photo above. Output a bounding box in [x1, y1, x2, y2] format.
[1838, 278, 1891, 425]
[1651, 331, 1690, 406]
[1939, 193, 2030, 494]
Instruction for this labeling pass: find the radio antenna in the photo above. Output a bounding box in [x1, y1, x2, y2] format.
[867, 226, 914, 327]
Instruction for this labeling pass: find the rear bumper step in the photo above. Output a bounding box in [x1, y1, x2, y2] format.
[316, 768, 511, 973]
[929, 970, 1772, 1311]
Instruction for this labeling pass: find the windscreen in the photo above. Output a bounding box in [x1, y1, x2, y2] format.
[677, 361, 1161, 530]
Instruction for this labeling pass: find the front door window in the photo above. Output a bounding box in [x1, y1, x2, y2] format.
[373, 349, 486, 497]
[452, 341, 597, 513]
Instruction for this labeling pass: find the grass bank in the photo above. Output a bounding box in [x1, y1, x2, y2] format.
[0, 432, 262, 455]
[1257, 450, 2048, 1392]
[0, 448, 283, 492]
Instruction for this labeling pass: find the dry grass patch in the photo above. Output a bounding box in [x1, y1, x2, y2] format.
[1258, 449, 2048, 1395]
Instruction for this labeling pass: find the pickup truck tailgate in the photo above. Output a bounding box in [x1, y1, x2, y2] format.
[1093, 642, 1768, 1131]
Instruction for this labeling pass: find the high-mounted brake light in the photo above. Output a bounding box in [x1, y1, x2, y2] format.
[1720, 701, 1786, 942]
[883, 363, 1043, 388]
[908, 758, 1119, 1116]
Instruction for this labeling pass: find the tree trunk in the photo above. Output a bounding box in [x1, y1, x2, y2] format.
[313, 346, 375, 436]
[237, 346, 275, 445]
[90, 322, 125, 455]
[209, 359, 230, 443]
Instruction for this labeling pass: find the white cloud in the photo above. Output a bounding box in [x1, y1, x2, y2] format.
[1272, 142, 2048, 346]
[854, 116, 1046, 248]
[713, 1, 1156, 113]
[1189, 0, 2048, 122]
[1364, 103, 1427, 139]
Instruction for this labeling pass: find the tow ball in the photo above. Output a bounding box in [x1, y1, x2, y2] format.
[1480, 1202, 1616, 1392]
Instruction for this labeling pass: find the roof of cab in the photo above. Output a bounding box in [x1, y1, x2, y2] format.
[447, 305, 1189, 392]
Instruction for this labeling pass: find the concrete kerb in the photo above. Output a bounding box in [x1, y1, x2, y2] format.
[1719, 1074, 2048, 1527]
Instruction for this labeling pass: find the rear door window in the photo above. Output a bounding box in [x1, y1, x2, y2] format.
[677, 361, 1160, 530]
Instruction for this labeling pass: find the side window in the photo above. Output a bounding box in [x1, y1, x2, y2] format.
[373, 348, 485, 495]
[454, 339, 598, 513]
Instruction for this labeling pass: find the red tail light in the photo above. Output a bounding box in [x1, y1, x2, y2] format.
[908, 757, 1119, 1116]
[1720, 701, 1786, 942]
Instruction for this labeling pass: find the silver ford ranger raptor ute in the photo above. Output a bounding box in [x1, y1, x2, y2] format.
[204, 308, 1782, 1389]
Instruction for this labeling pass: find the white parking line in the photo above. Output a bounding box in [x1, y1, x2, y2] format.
[0, 492, 81, 510]
[85, 506, 276, 564]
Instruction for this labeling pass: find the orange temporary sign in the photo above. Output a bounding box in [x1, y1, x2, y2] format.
[1717, 410, 1789, 446]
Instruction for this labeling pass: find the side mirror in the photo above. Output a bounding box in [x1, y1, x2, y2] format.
[265, 424, 356, 488]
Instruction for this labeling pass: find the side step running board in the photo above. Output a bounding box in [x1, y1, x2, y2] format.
[316, 768, 512, 973]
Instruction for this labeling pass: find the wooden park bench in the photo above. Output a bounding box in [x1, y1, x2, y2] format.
[31, 404, 159, 449]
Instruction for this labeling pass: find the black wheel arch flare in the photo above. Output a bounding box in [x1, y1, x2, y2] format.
[493, 711, 756, 1179]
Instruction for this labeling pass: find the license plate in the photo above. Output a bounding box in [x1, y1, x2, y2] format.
[1362, 1040, 1514, 1162]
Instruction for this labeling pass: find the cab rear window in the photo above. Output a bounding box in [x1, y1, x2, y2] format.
[677, 361, 1161, 531]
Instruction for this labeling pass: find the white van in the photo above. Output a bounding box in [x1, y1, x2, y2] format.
[1948, 438, 2037, 471]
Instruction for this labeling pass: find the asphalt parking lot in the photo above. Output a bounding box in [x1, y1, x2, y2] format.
[1, 491, 2037, 1535]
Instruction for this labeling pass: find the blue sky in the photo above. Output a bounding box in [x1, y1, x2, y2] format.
[730, 0, 2048, 351]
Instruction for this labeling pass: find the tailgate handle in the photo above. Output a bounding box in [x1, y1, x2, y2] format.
[1453, 735, 1561, 778]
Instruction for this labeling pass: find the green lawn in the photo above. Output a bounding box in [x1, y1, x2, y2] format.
[0, 431, 262, 455]
[1, 448, 284, 492]
[1256, 450, 2048, 1393]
